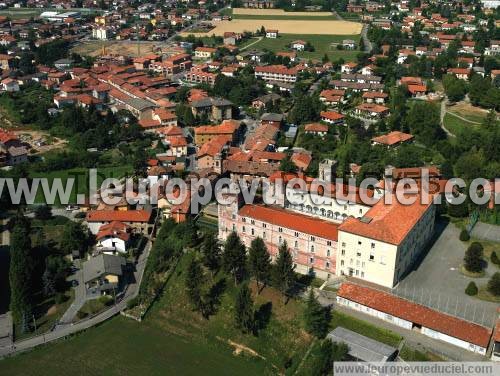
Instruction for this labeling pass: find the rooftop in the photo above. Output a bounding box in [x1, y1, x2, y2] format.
[337, 283, 492, 348]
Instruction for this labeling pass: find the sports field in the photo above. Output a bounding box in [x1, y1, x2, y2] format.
[181, 19, 362, 36]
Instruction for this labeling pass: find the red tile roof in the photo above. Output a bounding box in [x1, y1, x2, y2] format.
[372, 131, 413, 146]
[96, 221, 130, 242]
[339, 193, 433, 245]
[320, 111, 344, 121]
[305, 123, 329, 133]
[86, 210, 152, 223]
[239, 205, 339, 241]
[337, 283, 492, 348]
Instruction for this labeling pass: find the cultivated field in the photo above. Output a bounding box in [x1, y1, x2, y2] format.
[232, 8, 333, 16]
[181, 19, 362, 36]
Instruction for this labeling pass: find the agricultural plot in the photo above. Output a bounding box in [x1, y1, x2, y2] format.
[181, 19, 362, 37]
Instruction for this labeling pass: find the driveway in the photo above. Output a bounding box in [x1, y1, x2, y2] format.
[472, 222, 500, 242]
[57, 262, 86, 326]
[394, 220, 498, 328]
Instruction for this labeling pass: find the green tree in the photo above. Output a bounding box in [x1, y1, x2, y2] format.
[186, 258, 204, 311]
[234, 283, 254, 333]
[201, 232, 221, 274]
[443, 74, 467, 102]
[487, 272, 500, 296]
[310, 339, 349, 376]
[9, 213, 34, 332]
[60, 221, 89, 256]
[272, 241, 295, 303]
[304, 290, 331, 338]
[222, 232, 247, 284]
[465, 281, 478, 296]
[459, 229, 470, 241]
[248, 237, 271, 293]
[279, 155, 297, 173]
[464, 242, 484, 273]
[491, 251, 500, 265]
[34, 205, 52, 220]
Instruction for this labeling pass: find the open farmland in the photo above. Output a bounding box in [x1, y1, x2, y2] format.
[232, 7, 337, 19]
[180, 19, 362, 37]
[232, 8, 333, 16]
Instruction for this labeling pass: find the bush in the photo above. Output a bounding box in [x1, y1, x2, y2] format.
[491, 251, 500, 265]
[54, 293, 68, 305]
[465, 281, 478, 296]
[464, 242, 484, 273]
[76, 310, 88, 320]
[98, 295, 114, 307]
[126, 296, 140, 310]
[487, 272, 500, 296]
[459, 229, 470, 241]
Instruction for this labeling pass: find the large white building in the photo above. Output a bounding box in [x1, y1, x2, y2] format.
[218, 169, 437, 288]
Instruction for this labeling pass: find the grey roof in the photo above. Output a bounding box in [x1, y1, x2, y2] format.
[123, 97, 156, 111]
[83, 254, 126, 284]
[261, 113, 284, 122]
[191, 97, 232, 108]
[327, 327, 397, 362]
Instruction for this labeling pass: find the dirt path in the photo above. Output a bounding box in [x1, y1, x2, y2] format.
[445, 110, 481, 125]
[440, 99, 456, 138]
[240, 37, 263, 51]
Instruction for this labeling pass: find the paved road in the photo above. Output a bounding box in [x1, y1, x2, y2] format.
[57, 262, 85, 326]
[361, 24, 373, 53]
[0, 239, 152, 358]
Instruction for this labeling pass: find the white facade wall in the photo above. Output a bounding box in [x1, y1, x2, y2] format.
[337, 297, 487, 355]
[98, 237, 127, 253]
[284, 190, 371, 223]
[336, 296, 413, 330]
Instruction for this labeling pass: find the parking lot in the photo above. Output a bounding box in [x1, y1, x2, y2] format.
[472, 222, 500, 242]
[394, 220, 498, 328]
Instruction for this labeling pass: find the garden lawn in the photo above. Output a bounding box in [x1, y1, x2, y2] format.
[246, 34, 361, 61]
[27, 165, 132, 205]
[443, 113, 476, 139]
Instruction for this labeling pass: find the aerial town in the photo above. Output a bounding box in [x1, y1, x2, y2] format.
[0, 0, 499, 374]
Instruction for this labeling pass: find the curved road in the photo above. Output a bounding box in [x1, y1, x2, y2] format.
[0, 240, 152, 358]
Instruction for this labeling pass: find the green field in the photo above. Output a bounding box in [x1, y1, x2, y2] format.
[0, 7, 101, 20]
[443, 113, 478, 138]
[29, 166, 132, 205]
[0, 252, 308, 374]
[248, 34, 361, 61]
[0, 316, 268, 376]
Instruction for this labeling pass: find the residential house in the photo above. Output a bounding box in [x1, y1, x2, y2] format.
[96, 221, 131, 254]
[355, 103, 389, 119]
[265, 29, 278, 39]
[371, 131, 414, 147]
[83, 253, 127, 296]
[320, 111, 345, 125]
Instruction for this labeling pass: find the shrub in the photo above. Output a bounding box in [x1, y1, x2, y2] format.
[464, 242, 484, 273]
[465, 281, 478, 296]
[76, 310, 88, 320]
[459, 229, 470, 241]
[54, 293, 68, 305]
[487, 272, 500, 296]
[491, 251, 500, 265]
[126, 296, 140, 310]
